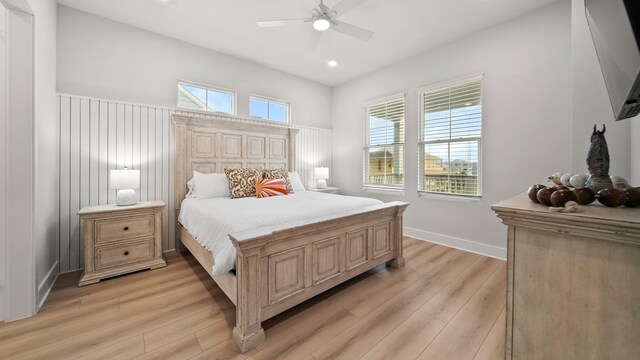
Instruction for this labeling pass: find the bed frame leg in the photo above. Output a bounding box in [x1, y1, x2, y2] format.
[232, 248, 265, 353]
[388, 211, 406, 268]
[388, 256, 405, 268]
[233, 326, 265, 353]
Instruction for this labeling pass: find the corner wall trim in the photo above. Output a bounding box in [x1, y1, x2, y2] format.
[37, 261, 59, 309]
[404, 226, 506, 260]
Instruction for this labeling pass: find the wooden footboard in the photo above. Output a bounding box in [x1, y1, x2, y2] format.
[228, 201, 408, 352]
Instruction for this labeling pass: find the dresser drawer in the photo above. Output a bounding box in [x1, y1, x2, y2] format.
[95, 214, 155, 244]
[95, 239, 155, 270]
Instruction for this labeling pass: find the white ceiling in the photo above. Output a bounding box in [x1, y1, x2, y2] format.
[57, 0, 561, 86]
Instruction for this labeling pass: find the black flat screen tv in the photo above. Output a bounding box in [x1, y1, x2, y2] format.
[586, 0, 640, 120]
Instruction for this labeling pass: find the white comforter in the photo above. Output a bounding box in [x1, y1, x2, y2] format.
[178, 192, 383, 275]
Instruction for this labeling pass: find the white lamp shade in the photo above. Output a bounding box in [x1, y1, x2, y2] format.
[314, 167, 329, 180]
[109, 169, 140, 190]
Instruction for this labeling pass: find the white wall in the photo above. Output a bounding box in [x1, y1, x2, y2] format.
[0, 1, 7, 321]
[571, 0, 631, 180]
[332, 2, 572, 256]
[30, 0, 59, 308]
[4, 0, 35, 321]
[1, 0, 58, 320]
[56, 5, 332, 130]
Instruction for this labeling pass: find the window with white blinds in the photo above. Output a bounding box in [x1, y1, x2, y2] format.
[419, 77, 482, 197]
[364, 95, 405, 191]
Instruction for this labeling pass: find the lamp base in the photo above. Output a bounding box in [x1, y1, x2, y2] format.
[316, 179, 327, 189]
[116, 189, 137, 206]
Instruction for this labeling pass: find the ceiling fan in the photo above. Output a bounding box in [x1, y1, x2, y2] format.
[257, 0, 373, 46]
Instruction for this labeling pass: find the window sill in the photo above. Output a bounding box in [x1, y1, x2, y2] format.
[418, 191, 482, 203]
[363, 187, 405, 196]
[249, 116, 290, 124]
[176, 107, 235, 117]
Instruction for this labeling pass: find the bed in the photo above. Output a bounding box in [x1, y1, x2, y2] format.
[173, 114, 409, 352]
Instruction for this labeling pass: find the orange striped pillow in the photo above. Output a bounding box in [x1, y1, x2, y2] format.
[254, 178, 289, 198]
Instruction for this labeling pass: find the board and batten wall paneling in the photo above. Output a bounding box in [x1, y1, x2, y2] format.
[57, 94, 332, 272]
[295, 125, 333, 189]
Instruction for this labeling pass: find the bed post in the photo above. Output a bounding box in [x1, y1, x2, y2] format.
[288, 128, 298, 171]
[387, 205, 407, 268]
[231, 235, 267, 352]
[173, 115, 189, 253]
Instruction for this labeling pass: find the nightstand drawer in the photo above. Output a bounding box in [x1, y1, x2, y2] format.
[95, 239, 155, 270]
[95, 215, 155, 244]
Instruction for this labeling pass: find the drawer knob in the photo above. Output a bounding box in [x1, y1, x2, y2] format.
[124, 251, 129, 256]
[123, 226, 129, 231]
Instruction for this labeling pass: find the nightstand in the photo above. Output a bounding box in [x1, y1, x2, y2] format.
[78, 201, 167, 286]
[307, 187, 341, 194]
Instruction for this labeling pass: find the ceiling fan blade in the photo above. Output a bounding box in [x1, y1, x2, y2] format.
[300, 0, 321, 14]
[331, 20, 374, 41]
[257, 18, 309, 28]
[331, 0, 368, 17]
[306, 30, 322, 52]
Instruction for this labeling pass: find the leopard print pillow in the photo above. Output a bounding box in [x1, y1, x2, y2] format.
[262, 168, 293, 193]
[224, 168, 262, 199]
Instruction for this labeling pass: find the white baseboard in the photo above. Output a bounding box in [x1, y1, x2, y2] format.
[37, 261, 59, 310]
[404, 226, 506, 261]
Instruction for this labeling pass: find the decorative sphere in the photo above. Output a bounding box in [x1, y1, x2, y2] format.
[624, 187, 640, 207]
[570, 173, 588, 188]
[550, 189, 577, 207]
[611, 175, 630, 189]
[560, 173, 574, 187]
[596, 188, 628, 207]
[572, 187, 596, 205]
[527, 184, 546, 203]
[536, 187, 556, 206]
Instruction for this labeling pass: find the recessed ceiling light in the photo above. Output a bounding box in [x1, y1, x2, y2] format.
[328, 60, 338, 68]
[464, 102, 473, 106]
[313, 15, 331, 31]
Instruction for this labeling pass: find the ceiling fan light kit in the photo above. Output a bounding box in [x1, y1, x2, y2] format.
[313, 15, 331, 31]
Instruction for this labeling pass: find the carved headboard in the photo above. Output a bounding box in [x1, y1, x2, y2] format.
[173, 114, 299, 210]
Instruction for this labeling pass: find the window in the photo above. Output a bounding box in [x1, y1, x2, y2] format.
[363, 94, 405, 191]
[249, 96, 289, 122]
[177, 81, 235, 114]
[418, 76, 483, 197]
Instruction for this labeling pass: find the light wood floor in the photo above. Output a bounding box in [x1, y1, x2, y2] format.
[0, 237, 506, 360]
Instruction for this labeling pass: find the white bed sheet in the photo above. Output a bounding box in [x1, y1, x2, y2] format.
[178, 192, 383, 275]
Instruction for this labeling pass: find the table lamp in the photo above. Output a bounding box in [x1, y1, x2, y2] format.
[110, 168, 140, 206]
[314, 167, 329, 189]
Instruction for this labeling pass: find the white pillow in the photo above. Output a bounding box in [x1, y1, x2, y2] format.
[193, 171, 231, 199]
[186, 178, 196, 198]
[288, 171, 306, 192]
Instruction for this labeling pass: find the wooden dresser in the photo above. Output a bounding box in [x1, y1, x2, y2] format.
[492, 192, 640, 359]
[78, 201, 167, 286]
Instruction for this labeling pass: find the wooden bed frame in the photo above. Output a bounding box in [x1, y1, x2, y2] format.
[173, 114, 409, 352]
